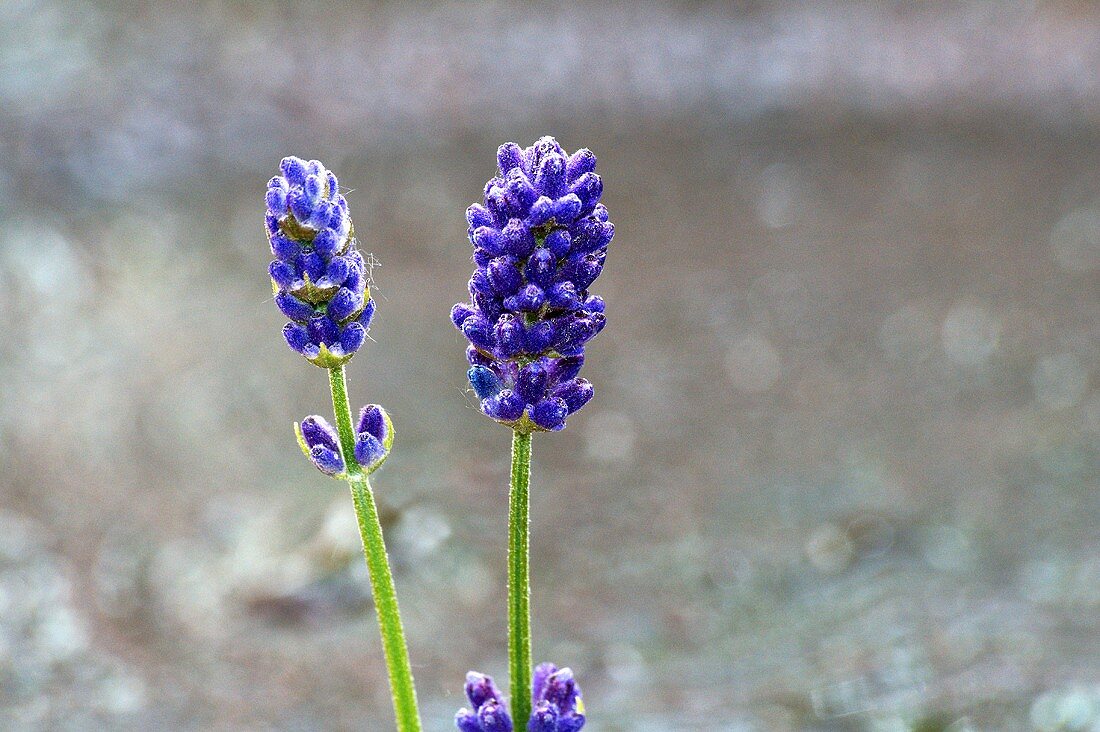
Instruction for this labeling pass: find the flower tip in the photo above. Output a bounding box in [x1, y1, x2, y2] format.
[356, 404, 388, 443]
[279, 156, 308, 186]
[497, 142, 524, 175]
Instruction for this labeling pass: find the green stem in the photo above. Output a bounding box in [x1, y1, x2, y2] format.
[508, 429, 533, 725]
[328, 366, 422, 732]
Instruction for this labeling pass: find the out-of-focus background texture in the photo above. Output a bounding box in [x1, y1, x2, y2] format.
[1, 2, 1098, 729]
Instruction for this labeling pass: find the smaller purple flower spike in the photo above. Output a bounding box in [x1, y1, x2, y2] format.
[353, 403, 394, 474]
[453, 137, 613, 432]
[456, 672, 513, 732]
[294, 416, 345, 476]
[265, 156, 376, 368]
[528, 663, 586, 731]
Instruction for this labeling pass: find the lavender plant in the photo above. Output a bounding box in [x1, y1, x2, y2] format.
[265, 157, 421, 731]
[451, 136, 610, 727]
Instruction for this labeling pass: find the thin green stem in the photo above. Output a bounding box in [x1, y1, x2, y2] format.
[508, 429, 533, 725]
[328, 366, 422, 732]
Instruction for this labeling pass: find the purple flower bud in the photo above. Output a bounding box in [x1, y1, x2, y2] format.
[582, 295, 605, 314]
[551, 194, 582, 224]
[552, 379, 594, 414]
[530, 398, 568, 430]
[483, 389, 525, 422]
[357, 404, 388, 443]
[531, 663, 586, 730]
[569, 173, 603, 212]
[525, 249, 555, 289]
[467, 345, 492, 367]
[340, 321, 365, 354]
[265, 212, 279, 235]
[470, 270, 493, 298]
[501, 219, 536, 257]
[526, 196, 553, 227]
[327, 287, 363, 322]
[544, 229, 572, 259]
[288, 188, 315, 222]
[467, 204, 494, 229]
[307, 315, 340, 346]
[571, 221, 613, 254]
[504, 284, 545, 312]
[313, 228, 341, 258]
[555, 315, 599, 352]
[563, 253, 602, 290]
[276, 292, 314, 323]
[535, 153, 567, 199]
[546, 282, 581, 311]
[525, 321, 554, 353]
[452, 303, 477, 329]
[486, 187, 509, 224]
[487, 257, 523, 296]
[516, 362, 548, 404]
[542, 668, 578, 712]
[283, 323, 318, 358]
[497, 142, 524, 175]
[472, 226, 505, 255]
[465, 672, 505, 710]
[527, 703, 557, 732]
[310, 445, 345, 475]
[473, 248, 493, 269]
[495, 315, 525, 357]
[301, 415, 340, 452]
[354, 433, 385, 468]
[565, 148, 597, 183]
[359, 297, 376, 330]
[468, 365, 502, 399]
[280, 156, 308, 186]
[297, 251, 325, 283]
[528, 136, 564, 171]
[477, 702, 512, 732]
[269, 260, 297, 291]
[548, 355, 584, 383]
[456, 709, 481, 732]
[303, 173, 323, 204]
[462, 315, 496, 352]
[266, 187, 288, 215]
[270, 233, 299, 262]
[320, 256, 351, 288]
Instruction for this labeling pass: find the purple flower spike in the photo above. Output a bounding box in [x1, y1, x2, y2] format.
[456, 672, 514, 732]
[453, 137, 612, 432]
[529, 663, 586, 731]
[265, 156, 375, 368]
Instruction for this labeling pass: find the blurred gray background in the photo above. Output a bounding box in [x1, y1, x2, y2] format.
[1, 1, 1098, 730]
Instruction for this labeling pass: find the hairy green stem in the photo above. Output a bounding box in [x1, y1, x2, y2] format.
[508, 429, 533, 725]
[328, 366, 422, 732]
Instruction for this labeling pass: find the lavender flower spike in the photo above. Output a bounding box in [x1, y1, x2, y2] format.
[452, 137, 611, 432]
[456, 672, 514, 732]
[528, 663, 586, 732]
[266, 156, 374, 368]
